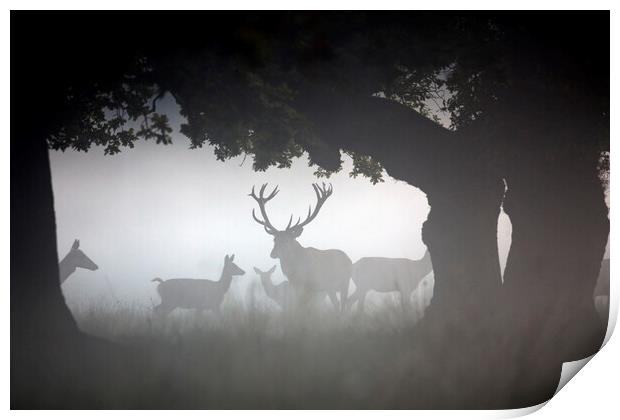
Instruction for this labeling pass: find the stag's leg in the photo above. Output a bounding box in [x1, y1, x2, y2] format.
[346, 289, 361, 311]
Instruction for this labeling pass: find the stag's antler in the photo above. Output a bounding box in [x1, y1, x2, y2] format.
[249, 184, 280, 234]
[286, 183, 333, 233]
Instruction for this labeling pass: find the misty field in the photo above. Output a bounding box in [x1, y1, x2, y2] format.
[65, 291, 441, 409]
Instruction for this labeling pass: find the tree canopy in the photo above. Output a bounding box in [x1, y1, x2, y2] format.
[38, 12, 608, 184]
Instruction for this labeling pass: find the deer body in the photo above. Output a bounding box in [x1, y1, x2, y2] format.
[349, 250, 433, 312]
[250, 183, 352, 311]
[153, 254, 245, 316]
[59, 239, 99, 284]
[279, 244, 352, 298]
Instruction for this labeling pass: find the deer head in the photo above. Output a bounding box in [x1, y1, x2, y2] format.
[249, 183, 333, 259]
[67, 239, 99, 271]
[254, 265, 277, 283]
[223, 254, 245, 277]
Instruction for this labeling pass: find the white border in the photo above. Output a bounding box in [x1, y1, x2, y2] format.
[3, 3, 618, 419]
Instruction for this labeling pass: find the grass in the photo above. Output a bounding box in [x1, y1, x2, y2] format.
[64, 291, 431, 408]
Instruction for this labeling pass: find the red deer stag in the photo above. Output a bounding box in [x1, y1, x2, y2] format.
[249, 183, 352, 312]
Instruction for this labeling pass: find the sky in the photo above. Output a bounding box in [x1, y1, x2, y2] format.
[49, 98, 515, 310]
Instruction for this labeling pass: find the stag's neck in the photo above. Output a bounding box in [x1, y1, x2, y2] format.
[58, 254, 75, 284]
[284, 241, 306, 259]
[278, 242, 306, 276]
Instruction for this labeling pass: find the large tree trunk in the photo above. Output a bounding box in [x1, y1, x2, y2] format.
[11, 125, 83, 407]
[299, 90, 510, 406]
[11, 127, 142, 408]
[410, 180, 509, 408]
[499, 143, 609, 407]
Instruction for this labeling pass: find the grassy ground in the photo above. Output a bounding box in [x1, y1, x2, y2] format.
[66, 292, 431, 408]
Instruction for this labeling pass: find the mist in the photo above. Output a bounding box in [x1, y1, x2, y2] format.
[50, 132, 516, 317]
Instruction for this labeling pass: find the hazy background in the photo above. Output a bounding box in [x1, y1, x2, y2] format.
[49, 100, 516, 311]
[50, 143, 516, 312]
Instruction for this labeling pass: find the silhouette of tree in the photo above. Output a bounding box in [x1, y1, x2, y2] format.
[11, 11, 608, 408]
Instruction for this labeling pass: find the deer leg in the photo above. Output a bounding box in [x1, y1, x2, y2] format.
[327, 291, 340, 311]
[154, 302, 174, 318]
[358, 291, 367, 313]
[346, 289, 361, 311]
[339, 280, 349, 313]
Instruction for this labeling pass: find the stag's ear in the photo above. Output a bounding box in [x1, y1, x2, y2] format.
[71, 239, 79, 250]
[230, 254, 235, 261]
[253, 267, 261, 274]
[269, 265, 276, 274]
[224, 254, 230, 263]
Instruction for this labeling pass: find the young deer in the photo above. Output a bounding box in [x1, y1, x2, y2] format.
[152, 254, 245, 317]
[348, 249, 433, 313]
[254, 265, 290, 309]
[59, 239, 99, 284]
[249, 183, 352, 312]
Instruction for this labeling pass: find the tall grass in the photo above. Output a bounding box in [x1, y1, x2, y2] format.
[66, 291, 428, 408]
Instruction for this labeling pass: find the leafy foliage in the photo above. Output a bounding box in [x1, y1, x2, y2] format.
[45, 13, 454, 183]
[44, 12, 608, 185]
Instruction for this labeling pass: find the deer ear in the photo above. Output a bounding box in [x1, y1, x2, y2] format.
[71, 239, 79, 250]
[230, 254, 235, 261]
[253, 267, 261, 274]
[269, 265, 276, 274]
[224, 254, 230, 263]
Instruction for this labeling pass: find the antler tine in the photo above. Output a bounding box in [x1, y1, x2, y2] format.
[285, 214, 302, 230]
[266, 185, 279, 201]
[286, 183, 334, 232]
[251, 208, 266, 226]
[249, 184, 280, 234]
[313, 183, 320, 200]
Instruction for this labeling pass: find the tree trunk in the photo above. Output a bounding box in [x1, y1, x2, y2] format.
[11, 126, 144, 408]
[298, 89, 510, 406]
[409, 177, 509, 408]
[11, 125, 85, 407]
[500, 152, 609, 407]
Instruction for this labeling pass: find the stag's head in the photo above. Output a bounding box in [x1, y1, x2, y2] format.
[249, 183, 333, 259]
[67, 239, 99, 271]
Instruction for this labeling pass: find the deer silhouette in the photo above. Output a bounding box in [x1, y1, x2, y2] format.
[249, 183, 352, 312]
[58, 239, 99, 284]
[347, 249, 433, 313]
[254, 265, 291, 309]
[152, 254, 245, 317]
